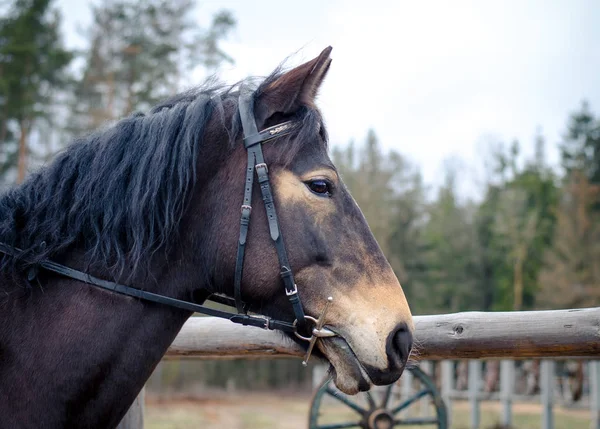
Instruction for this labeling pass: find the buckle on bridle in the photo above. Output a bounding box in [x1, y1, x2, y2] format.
[293, 296, 336, 366]
[253, 314, 270, 330]
[285, 283, 298, 296]
[241, 204, 252, 214]
[255, 163, 268, 173]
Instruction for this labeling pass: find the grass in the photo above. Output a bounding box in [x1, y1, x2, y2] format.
[145, 394, 592, 429]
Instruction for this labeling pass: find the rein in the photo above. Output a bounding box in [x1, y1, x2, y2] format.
[0, 90, 335, 365]
[0, 242, 295, 332]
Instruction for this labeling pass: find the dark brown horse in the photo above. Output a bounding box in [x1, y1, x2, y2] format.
[0, 47, 413, 428]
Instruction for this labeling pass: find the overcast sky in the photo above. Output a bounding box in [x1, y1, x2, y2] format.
[56, 0, 600, 199]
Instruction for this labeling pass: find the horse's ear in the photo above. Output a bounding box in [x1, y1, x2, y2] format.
[254, 46, 332, 128]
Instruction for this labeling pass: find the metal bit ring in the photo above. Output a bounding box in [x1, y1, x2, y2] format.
[292, 297, 335, 366]
[293, 316, 320, 342]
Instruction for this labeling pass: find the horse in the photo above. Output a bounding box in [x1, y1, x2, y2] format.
[0, 47, 413, 429]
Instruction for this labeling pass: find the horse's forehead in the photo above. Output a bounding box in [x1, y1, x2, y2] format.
[287, 132, 330, 173]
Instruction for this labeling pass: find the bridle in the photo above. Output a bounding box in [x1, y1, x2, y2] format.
[0, 88, 335, 365]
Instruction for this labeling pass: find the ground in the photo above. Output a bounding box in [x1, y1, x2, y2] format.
[145, 392, 593, 429]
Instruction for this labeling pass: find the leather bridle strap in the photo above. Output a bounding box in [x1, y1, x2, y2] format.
[235, 90, 306, 327]
[0, 242, 296, 332]
[0, 90, 311, 337]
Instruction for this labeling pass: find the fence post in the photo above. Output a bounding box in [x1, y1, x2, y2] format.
[441, 360, 453, 427]
[401, 366, 414, 417]
[420, 361, 433, 418]
[591, 361, 600, 429]
[117, 388, 145, 429]
[468, 360, 481, 429]
[540, 360, 554, 429]
[500, 360, 514, 427]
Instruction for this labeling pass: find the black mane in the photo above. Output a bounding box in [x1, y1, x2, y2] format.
[0, 82, 235, 279]
[0, 71, 326, 281]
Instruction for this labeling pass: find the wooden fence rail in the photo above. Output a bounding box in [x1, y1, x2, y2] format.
[166, 307, 600, 360]
[119, 306, 600, 429]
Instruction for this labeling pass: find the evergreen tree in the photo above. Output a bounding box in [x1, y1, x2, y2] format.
[476, 136, 557, 310]
[538, 103, 600, 308]
[538, 172, 600, 308]
[0, 0, 73, 183]
[387, 171, 428, 306]
[493, 187, 539, 310]
[332, 130, 419, 256]
[561, 101, 600, 186]
[419, 165, 480, 313]
[332, 130, 429, 312]
[67, 0, 235, 136]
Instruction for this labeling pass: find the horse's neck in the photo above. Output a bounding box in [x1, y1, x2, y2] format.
[0, 116, 229, 428]
[0, 275, 191, 429]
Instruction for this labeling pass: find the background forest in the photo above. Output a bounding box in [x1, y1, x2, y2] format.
[1, 0, 598, 392]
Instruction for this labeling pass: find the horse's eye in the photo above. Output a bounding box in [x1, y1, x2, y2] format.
[307, 179, 331, 196]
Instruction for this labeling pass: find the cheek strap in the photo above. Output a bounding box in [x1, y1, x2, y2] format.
[234, 90, 306, 329]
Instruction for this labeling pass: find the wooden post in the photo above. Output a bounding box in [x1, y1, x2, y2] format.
[468, 360, 481, 429]
[540, 360, 554, 429]
[591, 361, 600, 429]
[401, 366, 414, 417]
[117, 389, 145, 429]
[420, 361, 433, 417]
[500, 360, 514, 427]
[441, 360, 453, 427]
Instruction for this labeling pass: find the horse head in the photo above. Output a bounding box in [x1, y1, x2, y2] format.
[194, 47, 414, 394]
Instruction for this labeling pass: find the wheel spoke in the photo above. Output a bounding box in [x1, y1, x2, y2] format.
[381, 383, 395, 408]
[365, 390, 377, 409]
[390, 389, 432, 414]
[316, 422, 362, 429]
[310, 368, 448, 429]
[325, 386, 367, 415]
[394, 417, 439, 425]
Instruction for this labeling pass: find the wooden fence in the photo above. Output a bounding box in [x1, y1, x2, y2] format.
[118, 306, 600, 429]
[429, 359, 600, 429]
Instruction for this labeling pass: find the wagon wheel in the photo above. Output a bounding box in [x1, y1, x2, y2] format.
[308, 366, 448, 429]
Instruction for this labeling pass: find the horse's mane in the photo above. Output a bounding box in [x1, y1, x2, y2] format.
[0, 69, 326, 282]
[0, 79, 238, 280]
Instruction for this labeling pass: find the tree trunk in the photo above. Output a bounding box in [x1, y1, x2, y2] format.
[17, 120, 28, 183]
[513, 248, 525, 311]
[0, 93, 8, 144]
[0, 116, 7, 145]
[106, 70, 115, 124]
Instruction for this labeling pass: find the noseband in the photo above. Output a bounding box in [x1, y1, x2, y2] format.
[0, 89, 335, 365]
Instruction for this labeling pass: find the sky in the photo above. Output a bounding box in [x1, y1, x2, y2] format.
[56, 0, 600, 199]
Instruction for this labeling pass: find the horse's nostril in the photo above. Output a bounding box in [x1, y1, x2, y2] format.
[389, 322, 413, 369]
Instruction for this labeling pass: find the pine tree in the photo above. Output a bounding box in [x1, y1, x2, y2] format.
[332, 130, 422, 256]
[538, 103, 600, 308]
[332, 130, 429, 312]
[561, 101, 600, 185]
[0, 0, 73, 183]
[538, 172, 600, 308]
[419, 165, 480, 313]
[477, 137, 557, 311]
[67, 0, 235, 136]
[493, 187, 539, 310]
